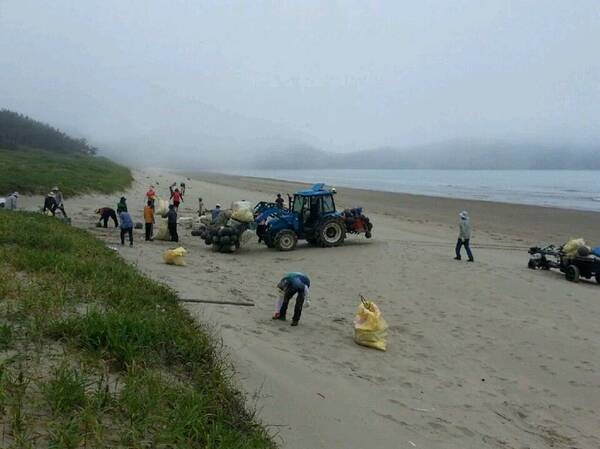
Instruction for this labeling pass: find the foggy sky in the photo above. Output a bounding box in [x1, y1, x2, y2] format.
[1, 1, 599, 166]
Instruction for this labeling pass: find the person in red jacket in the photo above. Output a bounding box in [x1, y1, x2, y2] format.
[145, 185, 156, 209]
[171, 188, 183, 211]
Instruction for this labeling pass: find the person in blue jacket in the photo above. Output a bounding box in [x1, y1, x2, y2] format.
[275, 272, 311, 326]
[119, 210, 134, 247]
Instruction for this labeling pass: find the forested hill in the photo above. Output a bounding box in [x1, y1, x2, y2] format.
[0, 109, 97, 155]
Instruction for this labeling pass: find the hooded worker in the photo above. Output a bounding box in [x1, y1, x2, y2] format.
[5, 192, 18, 210]
[117, 196, 128, 213]
[454, 211, 474, 262]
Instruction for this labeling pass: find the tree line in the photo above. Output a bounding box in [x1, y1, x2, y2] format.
[0, 109, 97, 155]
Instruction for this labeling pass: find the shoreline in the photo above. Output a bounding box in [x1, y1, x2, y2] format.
[180, 169, 600, 213]
[186, 171, 600, 245]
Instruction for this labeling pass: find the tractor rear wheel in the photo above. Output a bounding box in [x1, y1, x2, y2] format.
[275, 230, 297, 251]
[316, 217, 346, 247]
[565, 265, 580, 282]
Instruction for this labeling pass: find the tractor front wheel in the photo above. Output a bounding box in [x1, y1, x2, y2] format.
[275, 230, 298, 251]
[317, 218, 346, 247]
[565, 265, 580, 283]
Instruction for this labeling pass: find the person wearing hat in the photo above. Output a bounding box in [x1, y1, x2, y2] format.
[162, 204, 179, 242]
[117, 196, 128, 213]
[43, 191, 57, 215]
[211, 204, 221, 221]
[5, 192, 18, 210]
[51, 186, 68, 217]
[455, 211, 474, 262]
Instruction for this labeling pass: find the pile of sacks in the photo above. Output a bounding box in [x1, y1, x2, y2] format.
[199, 201, 255, 253]
[562, 238, 600, 258]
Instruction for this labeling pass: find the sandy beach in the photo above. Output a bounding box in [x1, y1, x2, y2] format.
[19, 169, 600, 449]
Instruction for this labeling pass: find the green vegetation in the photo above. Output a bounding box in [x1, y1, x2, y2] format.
[0, 211, 275, 448]
[0, 148, 132, 196]
[0, 109, 97, 155]
[0, 109, 132, 195]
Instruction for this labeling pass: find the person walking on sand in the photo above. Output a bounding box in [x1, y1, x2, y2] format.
[454, 210, 474, 262]
[51, 186, 68, 217]
[179, 182, 186, 197]
[117, 196, 128, 213]
[197, 197, 204, 217]
[95, 207, 119, 228]
[118, 210, 134, 247]
[163, 204, 179, 242]
[143, 200, 155, 241]
[274, 272, 311, 326]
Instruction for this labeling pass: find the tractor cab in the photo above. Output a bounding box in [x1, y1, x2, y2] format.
[291, 185, 337, 233]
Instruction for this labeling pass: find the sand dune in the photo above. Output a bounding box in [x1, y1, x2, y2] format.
[19, 169, 600, 448]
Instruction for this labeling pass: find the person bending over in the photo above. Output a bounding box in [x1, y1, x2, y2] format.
[275, 272, 311, 327]
[96, 207, 119, 228]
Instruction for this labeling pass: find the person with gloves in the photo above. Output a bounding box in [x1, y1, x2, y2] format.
[273, 272, 311, 327]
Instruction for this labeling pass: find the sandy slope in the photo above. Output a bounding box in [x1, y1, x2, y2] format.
[18, 169, 600, 449]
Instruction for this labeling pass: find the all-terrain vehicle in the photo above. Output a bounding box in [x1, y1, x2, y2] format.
[256, 183, 373, 251]
[528, 244, 600, 284]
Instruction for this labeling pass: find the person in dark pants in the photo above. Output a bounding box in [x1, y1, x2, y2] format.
[163, 204, 178, 242]
[95, 207, 119, 228]
[143, 200, 154, 241]
[275, 273, 311, 326]
[454, 210, 474, 262]
[117, 196, 128, 213]
[119, 210, 134, 246]
[43, 192, 57, 214]
[51, 186, 68, 217]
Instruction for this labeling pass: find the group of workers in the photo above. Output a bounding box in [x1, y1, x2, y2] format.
[1, 180, 475, 328]
[93, 181, 188, 247]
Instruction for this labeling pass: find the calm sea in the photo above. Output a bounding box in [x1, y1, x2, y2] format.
[214, 169, 600, 212]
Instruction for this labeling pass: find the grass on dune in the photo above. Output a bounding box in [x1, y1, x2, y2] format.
[0, 148, 133, 196]
[0, 211, 275, 448]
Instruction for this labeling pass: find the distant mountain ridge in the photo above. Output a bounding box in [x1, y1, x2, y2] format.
[255, 140, 600, 170]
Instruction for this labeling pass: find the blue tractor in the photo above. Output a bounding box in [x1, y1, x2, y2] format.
[255, 184, 372, 251]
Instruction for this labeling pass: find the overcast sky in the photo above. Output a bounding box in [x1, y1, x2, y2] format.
[1, 0, 599, 164]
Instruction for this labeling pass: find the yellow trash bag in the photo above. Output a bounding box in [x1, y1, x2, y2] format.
[353, 296, 388, 351]
[163, 247, 187, 266]
[563, 238, 586, 257]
